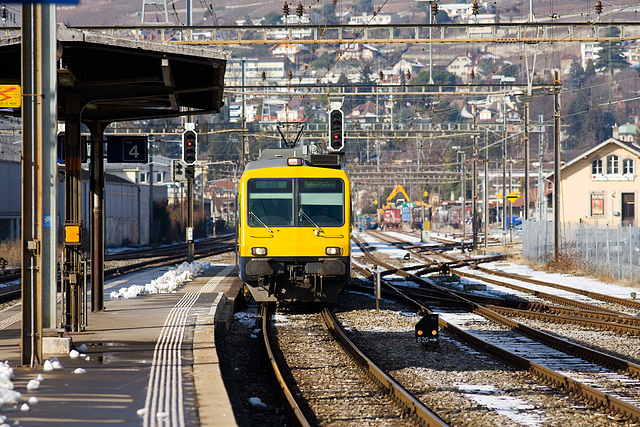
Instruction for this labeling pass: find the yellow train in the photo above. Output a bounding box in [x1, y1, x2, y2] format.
[238, 148, 351, 302]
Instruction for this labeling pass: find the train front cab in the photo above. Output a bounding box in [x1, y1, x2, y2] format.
[238, 163, 350, 302]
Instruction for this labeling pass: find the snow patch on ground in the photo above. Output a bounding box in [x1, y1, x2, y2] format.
[456, 383, 545, 426]
[109, 261, 210, 299]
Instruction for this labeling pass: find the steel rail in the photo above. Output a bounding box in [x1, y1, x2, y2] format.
[487, 304, 640, 336]
[260, 304, 311, 427]
[470, 264, 640, 311]
[0, 242, 235, 303]
[320, 307, 449, 427]
[491, 302, 640, 326]
[370, 231, 640, 313]
[353, 235, 640, 421]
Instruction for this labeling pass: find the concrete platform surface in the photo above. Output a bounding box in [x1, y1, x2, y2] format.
[0, 264, 243, 426]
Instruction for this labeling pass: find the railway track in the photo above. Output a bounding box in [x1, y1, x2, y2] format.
[0, 236, 236, 304]
[351, 232, 640, 423]
[369, 230, 640, 314]
[261, 303, 447, 426]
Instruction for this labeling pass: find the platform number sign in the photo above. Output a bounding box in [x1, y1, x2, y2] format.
[57, 133, 88, 163]
[106, 135, 148, 163]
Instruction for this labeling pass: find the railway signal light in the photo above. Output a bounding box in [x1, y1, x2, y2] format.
[182, 130, 197, 164]
[329, 109, 344, 152]
[172, 159, 186, 182]
[415, 314, 439, 346]
[185, 164, 195, 180]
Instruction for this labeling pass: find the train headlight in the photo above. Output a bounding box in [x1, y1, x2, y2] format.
[251, 247, 268, 256]
[287, 157, 304, 166]
[325, 247, 341, 256]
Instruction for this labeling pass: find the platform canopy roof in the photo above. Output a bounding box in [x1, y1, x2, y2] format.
[0, 24, 228, 123]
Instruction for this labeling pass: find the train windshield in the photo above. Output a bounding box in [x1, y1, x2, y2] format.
[298, 179, 344, 227]
[247, 179, 294, 226]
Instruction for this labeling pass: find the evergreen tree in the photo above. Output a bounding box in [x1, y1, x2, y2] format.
[594, 27, 630, 74]
[579, 108, 614, 147]
[584, 59, 596, 78]
[261, 11, 281, 26]
[567, 59, 585, 90]
[357, 0, 373, 14]
[563, 91, 589, 149]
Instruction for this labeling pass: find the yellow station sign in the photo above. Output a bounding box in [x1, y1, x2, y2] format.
[0, 85, 21, 108]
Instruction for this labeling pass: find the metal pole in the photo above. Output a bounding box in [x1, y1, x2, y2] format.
[538, 116, 545, 221]
[21, 4, 42, 366]
[484, 128, 489, 248]
[461, 152, 466, 240]
[187, 177, 194, 262]
[64, 95, 83, 332]
[472, 108, 478, 250]
[241, 57, 247, 166]
[149, 136, 154, 244]
[428, 1, 434, 84]
[90, 124, 105, 313]
[502, 97, 507, 244]
[553, 71, 562, 260]
[523, 103, 529, 221]
[41, 3, 57, 330]
[509, 161, 513, 243]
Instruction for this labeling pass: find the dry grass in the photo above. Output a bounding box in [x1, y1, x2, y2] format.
[515, 244, 640, 290]
[0, 239, 21, 267]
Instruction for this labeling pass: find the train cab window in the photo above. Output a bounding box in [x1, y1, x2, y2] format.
[298, 179, 344, 227]
[247, 179, 294, 226]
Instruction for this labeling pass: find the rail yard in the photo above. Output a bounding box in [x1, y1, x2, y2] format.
[3, 2, 640, 426]
[2, 230, 639, 426]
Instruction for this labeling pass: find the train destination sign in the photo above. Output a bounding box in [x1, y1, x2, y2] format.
[0, 85, 20, 108]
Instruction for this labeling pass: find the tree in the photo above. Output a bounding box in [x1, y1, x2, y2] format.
[563, 91, 589, 150]
[594, 27, 630, 74]
[261, 11, 281, 26]
[579, 108, 614, 147]
[584, 59, 596, 78]
[357, 0, 373, 14]
[320, 4, 339, 25]
[310, 51, 337, 69]
[430, 99, 458, 123]
[567, 59, 585, 90]
[411, 69, 457, 88]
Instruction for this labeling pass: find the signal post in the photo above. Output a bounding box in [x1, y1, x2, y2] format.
[183, 125, 197, 262]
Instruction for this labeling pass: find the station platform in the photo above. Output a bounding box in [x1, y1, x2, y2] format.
[0, 263, 244, 426]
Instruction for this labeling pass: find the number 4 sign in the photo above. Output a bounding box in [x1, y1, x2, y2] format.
[106, 135, 149, 163]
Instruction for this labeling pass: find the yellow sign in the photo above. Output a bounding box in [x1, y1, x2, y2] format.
[423, 191, 428, 198]
[64, 223, 82, 245]
[497, 193, 502, 199]
[373, 200, 378, 205]
[0, 85, 21, 108]
[507, 191, 520, 203]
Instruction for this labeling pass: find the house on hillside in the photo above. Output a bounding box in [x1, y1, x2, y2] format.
[341, 43, 379, 61]
[348, 100, 384, 127]
[270, 43, 311, 64]
[348, 12, 391, 25]
[392, 59, 425, 78]
[549, 138, 640, 226]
